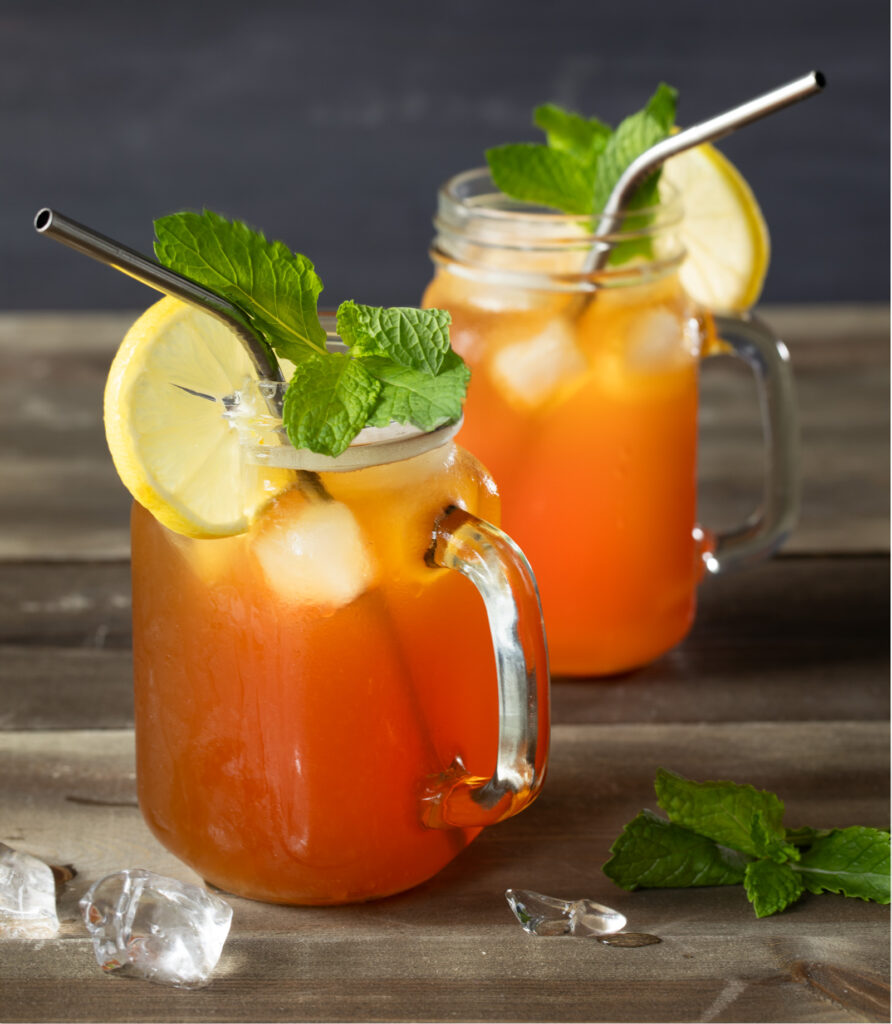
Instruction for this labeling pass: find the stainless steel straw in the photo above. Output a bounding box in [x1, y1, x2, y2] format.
[582, 70, 825, 274]
[33, 208, 283, 385]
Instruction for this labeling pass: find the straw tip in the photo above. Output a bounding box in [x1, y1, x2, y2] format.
[813, 69, 827, 89]
[34, 208, 53, 232]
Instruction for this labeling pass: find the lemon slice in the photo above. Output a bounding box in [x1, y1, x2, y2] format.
[104, 296, 293, 538]
[660, 142, 770, 312]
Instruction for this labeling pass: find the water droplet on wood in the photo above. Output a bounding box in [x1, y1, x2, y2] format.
[598, 932, 661, 947]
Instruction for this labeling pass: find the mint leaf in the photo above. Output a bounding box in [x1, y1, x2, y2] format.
[785, 825, 835, 847]
[592, 82, 677, 215]
[751, 811, 800, 864]
[603, 809, 749, 890]
[485, 144, 595, 215]
[743, 859, 805, 918]
[605, 770, 889, 919]
[532, 104, 610, 171]
[154, 210, 327, 364]
[337, 301, 451, 375]
[363, 350, 470, 429]
[282, 352, 381, 457]
[795, 827, 891, 904]
[655, 768, 786, 858]
[644, 82, 679, 133]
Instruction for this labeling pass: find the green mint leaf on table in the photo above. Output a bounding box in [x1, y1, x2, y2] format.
[604, 769, 890, 918]
[654, 767, 787, 858]
[795, 827, 891, 904]
[784, 825, 835, 847]
[337, 301, 452, 375]
[362, 350, 470, 430]
[282, 352, 381, 458]
[154, 210, 327, 365]
[743, 859, 805, 918]
[603, 809, 748, 890]
[485, 144, 595, 216]
[750, 811, 800, 864]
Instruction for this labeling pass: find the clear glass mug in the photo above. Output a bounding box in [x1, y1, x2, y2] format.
[423, 169, 798, 677]
[130, 380, 550, 905]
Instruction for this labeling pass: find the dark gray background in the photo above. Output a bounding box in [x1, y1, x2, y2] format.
[3, 0, 888, 309]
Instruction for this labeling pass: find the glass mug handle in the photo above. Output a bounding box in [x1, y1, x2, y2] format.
[700, 313, 800, 574]
[422, 506, 550, 830]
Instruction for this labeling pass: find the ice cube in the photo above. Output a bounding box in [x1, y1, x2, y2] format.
[505, 889, 627, 937]
[490, 321, 587, 408]
[0, 843, 59, 939]
[254, 498, 377, 608]
[79, 870, 232, 989]
[626, 309, 695, 372]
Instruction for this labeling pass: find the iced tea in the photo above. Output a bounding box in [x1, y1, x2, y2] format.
[132, 426, 548, 904]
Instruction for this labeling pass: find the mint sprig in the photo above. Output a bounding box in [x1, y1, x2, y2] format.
[154, 211, 468, 457]
[603, 769, 890, 918]
[485, 83, 678, 264]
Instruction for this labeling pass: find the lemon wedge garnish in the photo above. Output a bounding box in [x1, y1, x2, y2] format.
[660, 141, 770, 312]
[103, 297, 293, 538]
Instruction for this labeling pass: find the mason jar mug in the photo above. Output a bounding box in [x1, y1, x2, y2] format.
[423, 168, 798, 677]
[130, 396, 550, 905]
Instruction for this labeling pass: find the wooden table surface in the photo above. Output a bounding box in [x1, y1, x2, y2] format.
[0, 305, 888, 1023]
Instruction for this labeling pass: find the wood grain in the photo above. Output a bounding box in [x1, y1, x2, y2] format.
[1, 723, 887, 1023]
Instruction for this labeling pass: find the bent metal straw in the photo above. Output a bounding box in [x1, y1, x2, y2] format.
[33, 207, 283, 388]
[582, 70, 825, 276]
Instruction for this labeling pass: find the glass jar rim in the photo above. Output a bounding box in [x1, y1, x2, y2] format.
[436, 166, 684, 239]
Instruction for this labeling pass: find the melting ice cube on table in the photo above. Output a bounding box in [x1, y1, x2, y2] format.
[79, 870, 232, 988]
[505, 889, 627, 937]
[0, 843, 59, 939]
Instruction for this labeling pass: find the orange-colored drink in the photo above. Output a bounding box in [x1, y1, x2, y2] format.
[423, 170, 717, 677]
[131, 428, 549, 904]
[425, 271, 705, 677]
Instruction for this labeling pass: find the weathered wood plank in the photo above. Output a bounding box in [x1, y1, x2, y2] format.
[0, 557, 886, 730]
[0, 306, 887, 559]
[0, 562, 131, 649]
[3, 955, 889, 1023]
[0, 648, 133, 729]
[0, 722, 887, 1023]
